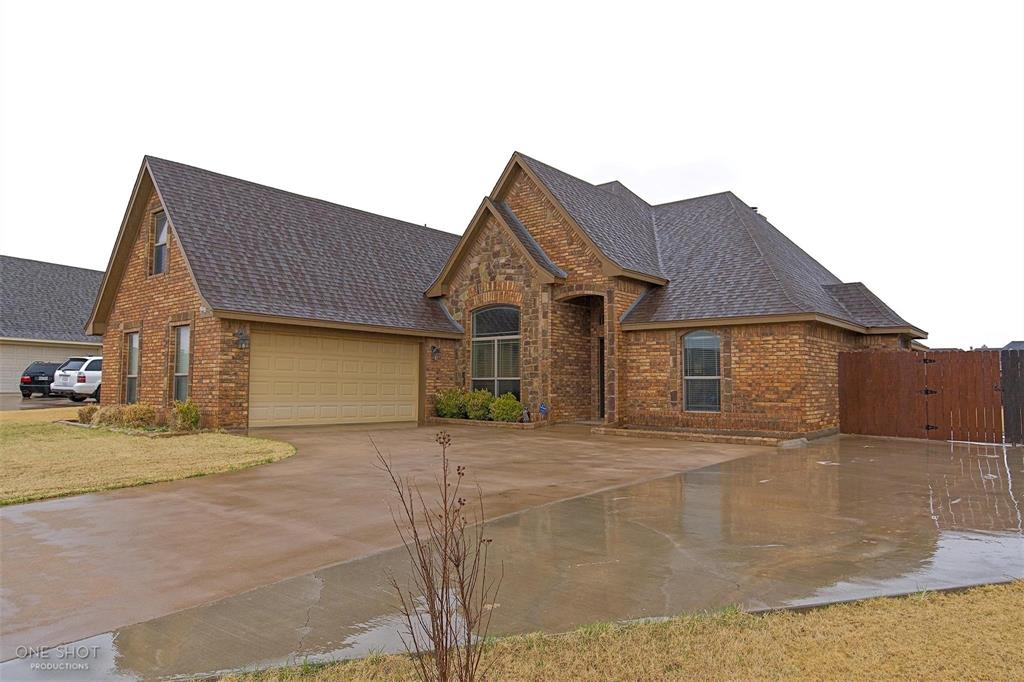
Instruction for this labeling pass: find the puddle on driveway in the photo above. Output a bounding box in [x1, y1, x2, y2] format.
[5, 436, 1022, 680]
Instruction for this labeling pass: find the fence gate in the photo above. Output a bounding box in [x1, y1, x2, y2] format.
[1002, 349, 1024, 445]
[839, 350, 1006, 444]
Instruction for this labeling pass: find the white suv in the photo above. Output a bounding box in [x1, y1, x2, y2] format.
[51, 356, 102, 403]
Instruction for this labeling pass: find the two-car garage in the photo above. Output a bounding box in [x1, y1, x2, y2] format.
[247, 329, 420, 428]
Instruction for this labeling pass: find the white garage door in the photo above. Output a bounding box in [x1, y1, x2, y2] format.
[248, 330, 420, 427]
[0, 341, 102, 393]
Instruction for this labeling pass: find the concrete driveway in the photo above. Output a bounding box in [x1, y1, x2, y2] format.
[0, 422, 758, 659]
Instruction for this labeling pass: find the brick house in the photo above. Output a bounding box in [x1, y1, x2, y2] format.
[86, 153, 924, 438]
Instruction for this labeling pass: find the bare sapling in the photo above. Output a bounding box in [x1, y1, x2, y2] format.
[373, 431, 502, 682]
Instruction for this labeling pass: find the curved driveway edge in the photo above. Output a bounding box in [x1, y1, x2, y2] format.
[0, 423, 756, 659]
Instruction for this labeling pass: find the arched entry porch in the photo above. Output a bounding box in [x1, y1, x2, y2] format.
[551, 293, 607, 423]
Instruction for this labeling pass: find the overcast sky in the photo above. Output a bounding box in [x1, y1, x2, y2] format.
[1, 1, 1021, 349]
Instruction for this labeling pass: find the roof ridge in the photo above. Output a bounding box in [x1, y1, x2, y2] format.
[652, 191, 736, 208]
[0, 254, 103, 274]
[724, 193, 802, 312]
[144, 155, 459, 242]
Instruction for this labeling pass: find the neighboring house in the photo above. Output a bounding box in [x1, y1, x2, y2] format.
[0, 256, 103, 392]
[1003, 341, 1024, 351]
[87, 153, 925, 437]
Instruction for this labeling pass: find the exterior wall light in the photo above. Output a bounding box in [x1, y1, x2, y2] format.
[234, 328, 250, 349]
[431, 345, 442, 361]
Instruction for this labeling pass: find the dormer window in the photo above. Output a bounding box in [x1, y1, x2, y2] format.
[151, 211, 168, 275]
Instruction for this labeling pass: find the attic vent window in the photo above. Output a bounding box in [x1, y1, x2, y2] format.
[151, 211, 168, 275]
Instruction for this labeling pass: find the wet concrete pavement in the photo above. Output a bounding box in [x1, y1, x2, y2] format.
[0, 394, 88, 411]
[0, 423, 755, 662]
[5, 435, 1021, 680]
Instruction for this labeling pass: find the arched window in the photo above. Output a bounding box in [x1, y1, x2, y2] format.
[472, 306, 520, 399]
[683, 330, 720, 411]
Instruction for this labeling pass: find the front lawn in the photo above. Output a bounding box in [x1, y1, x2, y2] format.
[0, 408, 294, 505]
[223, 581, 1023, 681]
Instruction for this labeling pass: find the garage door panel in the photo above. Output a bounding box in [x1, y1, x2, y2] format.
[249, 331, 419, 427]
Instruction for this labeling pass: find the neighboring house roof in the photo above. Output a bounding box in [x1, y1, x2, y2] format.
[113, 157, 463, 336]
[1004, 341, 1024, 351]
[518, 154, 664, 280]
[0, 255, 103, 344]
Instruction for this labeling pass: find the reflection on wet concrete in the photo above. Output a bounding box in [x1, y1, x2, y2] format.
[4, 436, 1022, 680]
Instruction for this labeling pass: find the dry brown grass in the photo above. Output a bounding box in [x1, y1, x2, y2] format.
[224, 581, 1024, 681]
[0, 406, 80, 425]
[0, 410, 294, 505]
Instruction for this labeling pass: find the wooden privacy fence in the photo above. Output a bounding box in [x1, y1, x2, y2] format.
[839, 349, 1024, 445]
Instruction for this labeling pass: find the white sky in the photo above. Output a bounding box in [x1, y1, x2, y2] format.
[1, 1, 1021, 349]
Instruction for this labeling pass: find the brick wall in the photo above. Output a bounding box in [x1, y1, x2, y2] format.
[422, 336, 460, 418]
[550, 299, 592, 421]
[100, 188, 237, 427]
[620, 321, 905, 437]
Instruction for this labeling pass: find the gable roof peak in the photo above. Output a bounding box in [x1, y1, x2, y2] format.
[512, 153, 665, 280]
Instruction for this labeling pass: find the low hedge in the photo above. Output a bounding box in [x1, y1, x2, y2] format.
[434, 388, 524, 423]
[92, 404, 158, 429]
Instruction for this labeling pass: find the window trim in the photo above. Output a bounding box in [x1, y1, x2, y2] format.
[125, 331, 141, 404]
[471, 306, 521, 398]
[682, 330, 722, 413]
[172, 324, 191, 402]
[150, 210, 169, 276]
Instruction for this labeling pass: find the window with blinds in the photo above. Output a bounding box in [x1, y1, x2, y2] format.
[683, 330, 720, 411]
[471, 306, 520, 399]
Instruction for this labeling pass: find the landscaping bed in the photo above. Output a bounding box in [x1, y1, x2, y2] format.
[432, 388, 529, 425]
[222, 581, 1024, 681]
[427, 416, 547, 429]
[0, 407, 294, 505]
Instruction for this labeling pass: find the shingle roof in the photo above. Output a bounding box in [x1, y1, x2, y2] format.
[493, 202, 567, 279]
[145, 156, 462, 334]
[518, 155, 664, 279]
[0, 255, 103, 343]
[597, 190, 920, 332]
[823, 282, 912, 328]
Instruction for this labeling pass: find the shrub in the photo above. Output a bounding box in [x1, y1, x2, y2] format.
[465, 389, 494, 421]
[490, 393, 524, 422]
[93, 403, 157, 429]
[374, 432, 500, 682]
[121, 403, 157, 429]
[77, 405, 98, 424]
[92, 405, 125, 427]
[170, 399, 201, 431]
[435, 388, 468, 419]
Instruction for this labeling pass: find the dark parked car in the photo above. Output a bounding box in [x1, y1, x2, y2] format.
[19, 361, 62, 398]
